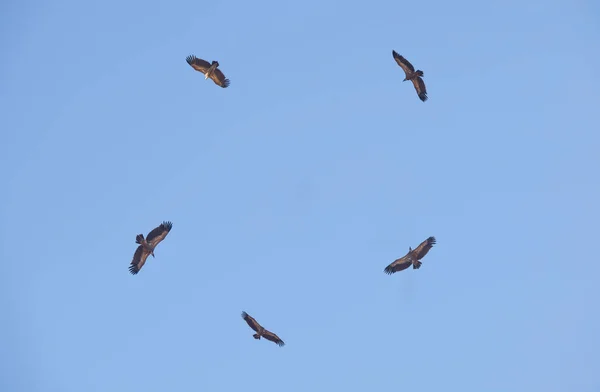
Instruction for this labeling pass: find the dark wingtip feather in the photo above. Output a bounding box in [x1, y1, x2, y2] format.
[128, 264, 139, 275]
[185, 55, 196, 65]
[383, 265, 394, 275]
[392, 49, 399, 57]
[161, 221, 173, 231]
[241, 311, 248, 318]
[222, 79, 230, 88]
[135, 234, 144, 244]
[419, 93, 428, 102]
[277, 341, 285, 347]
[428, 236, 436, 245]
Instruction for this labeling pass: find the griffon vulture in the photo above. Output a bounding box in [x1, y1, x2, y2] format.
[241, 311, 285, 347]
[392, 50, 428, 102]
[384, 236, 436, 274]
[186, 55, 230, 88]
[129, 221, 173, 275]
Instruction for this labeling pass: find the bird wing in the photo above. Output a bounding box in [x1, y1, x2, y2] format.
[412, 236, 436, 260]
[186, 55, 212, 74]
[129, 245, 150, 275]
[146, 221, 172, 248]
[383, 254, 412, 275]
[392, 50, 415, 77]
[262, 329, 285, 347]
[209, 68, 230, 88]
[411, 77, 428, 102]
[242, 311, 262, 333]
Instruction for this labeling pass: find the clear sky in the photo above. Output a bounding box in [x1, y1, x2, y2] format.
[2, 0, 599, 391]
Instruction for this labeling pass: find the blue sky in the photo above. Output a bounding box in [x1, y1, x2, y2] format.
[1, 0, 599, 391]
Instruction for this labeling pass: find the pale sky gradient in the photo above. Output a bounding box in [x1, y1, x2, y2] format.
[2, 0, 600, 391]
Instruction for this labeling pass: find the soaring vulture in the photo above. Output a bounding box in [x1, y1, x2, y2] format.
[392, 50, 428, 102]
[186, 55, 230, 88]
[129, 221, 173, 275]
[384, 236, 436, 274]
[241, 311, 285, 347]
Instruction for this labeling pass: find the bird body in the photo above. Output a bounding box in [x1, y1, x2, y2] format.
[204, 62, 218, 80]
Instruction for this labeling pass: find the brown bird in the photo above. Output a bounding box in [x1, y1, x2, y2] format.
[186, 55, 230, 88]
[129, 221, 173, 275]
[392, 50, 428, 102]
[241, 311, 285, 347]
[384, 236, 436, 274]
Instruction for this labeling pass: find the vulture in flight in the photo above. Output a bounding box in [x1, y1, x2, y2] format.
[186, 55, 230, 88]
[384, 236, 436, 274]
[129, 221, 173, 275]
[241, 311, 285, 347]
[392, 50, 428, 102]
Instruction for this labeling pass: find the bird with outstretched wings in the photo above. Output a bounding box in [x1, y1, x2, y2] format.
[392, 50, 428, 102]
[129, 221, 173, 275]
[241, 311, 285, 347]
[384, 236, 436, 274]
[186, 55, 230, 88]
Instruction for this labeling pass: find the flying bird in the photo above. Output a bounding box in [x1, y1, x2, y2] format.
[129, 221, 173, 275]
[186, 55, 230, 88]
[384, 236, 436, 274]
[241, 311, 285, 347]
[392, 50, 428, 102]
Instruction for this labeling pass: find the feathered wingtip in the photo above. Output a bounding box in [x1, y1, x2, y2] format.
[427, 236, 436, 245]
[253, 333, 261, 340]
[128, 264, 139, 275]
[135, 234, 144, 244]
[383, 265, 394, 275]
[185, 55, 197, 65]
[221, 79, 231, 88]
[241, 311, 249, 319]
[161, 221, 173, 231]
[412, 260, 422, 269]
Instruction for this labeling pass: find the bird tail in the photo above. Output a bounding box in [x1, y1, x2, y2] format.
[135, 234, 145, 244]
[412, 260, 422, 269]
[416, 70, 424, 77]
[253, 334, 261, 340]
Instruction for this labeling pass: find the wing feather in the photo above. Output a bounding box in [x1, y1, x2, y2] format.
[392, 50, 415, 77]
[209, 68, 230, 88]
[186, 55, 211, 74]
[262, 329, 285, 347]
[411, 77, 428, 102]
[241, 311, 262, 332]
[412, 236, 436, 260]
[383, 254, 412, 274]
[146, 221, 173, 247]
[129, 245, 150, 275]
